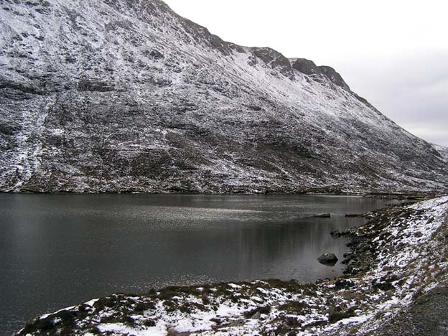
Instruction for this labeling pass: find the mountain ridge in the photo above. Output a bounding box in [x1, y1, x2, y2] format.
[0, 0, 447, 193]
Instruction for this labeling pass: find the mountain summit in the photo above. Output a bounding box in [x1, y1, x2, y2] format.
[0, 0, 446, 193]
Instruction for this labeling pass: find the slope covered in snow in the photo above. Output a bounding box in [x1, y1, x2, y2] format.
[0, 0, 447, 193]
[433, 144, 448, 163]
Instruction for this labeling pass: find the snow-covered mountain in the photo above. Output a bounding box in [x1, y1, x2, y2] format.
[0, 0, 447, 193]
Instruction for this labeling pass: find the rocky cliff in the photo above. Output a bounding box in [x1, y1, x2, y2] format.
[0, 0, 447, 193]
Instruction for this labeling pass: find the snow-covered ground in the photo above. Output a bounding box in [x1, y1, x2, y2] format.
[18, 196, 448, 335]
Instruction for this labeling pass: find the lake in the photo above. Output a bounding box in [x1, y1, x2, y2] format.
[0, 194, 387, 334]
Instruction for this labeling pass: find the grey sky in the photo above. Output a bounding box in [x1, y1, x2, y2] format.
[164, 0, 448, 146]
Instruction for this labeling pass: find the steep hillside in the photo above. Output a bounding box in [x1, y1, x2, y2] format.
[0, 0, 446, 193]
[433, 144, 448, 163]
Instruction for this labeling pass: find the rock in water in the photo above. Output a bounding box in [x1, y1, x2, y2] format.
[314, 213, 331, 218]
[318, 253, 339, 266]
[0, 0, 447, 193]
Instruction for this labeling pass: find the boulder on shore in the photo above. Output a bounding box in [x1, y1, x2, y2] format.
[318, 253, 338, 266]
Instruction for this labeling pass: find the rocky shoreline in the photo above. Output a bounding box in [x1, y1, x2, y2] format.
[17, 196, 448, 335]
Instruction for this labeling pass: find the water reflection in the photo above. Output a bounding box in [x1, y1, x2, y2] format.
[0, 194, 387, 334]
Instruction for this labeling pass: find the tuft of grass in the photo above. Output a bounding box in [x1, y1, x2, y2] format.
[278, 301, 309, 315]
[328, 307, 356, 323]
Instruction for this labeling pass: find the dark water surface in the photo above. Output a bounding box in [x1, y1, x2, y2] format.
[0, 194, 387, 334]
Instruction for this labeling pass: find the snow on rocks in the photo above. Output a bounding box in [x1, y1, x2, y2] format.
[17, 196, 448, 335]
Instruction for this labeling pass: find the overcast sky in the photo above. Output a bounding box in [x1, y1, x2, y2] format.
[164, 0, 448, 146]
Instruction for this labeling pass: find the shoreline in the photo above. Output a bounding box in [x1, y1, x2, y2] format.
[17, 196, 448, 335]
[0, 190, 439, 199]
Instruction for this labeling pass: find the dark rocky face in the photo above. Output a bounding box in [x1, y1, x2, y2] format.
[0, 0, 446, 193]
[292, 59, 350, 90]
[316, 65, 351, 90]
[292, 58, 320, 75]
